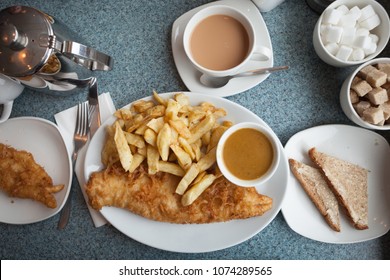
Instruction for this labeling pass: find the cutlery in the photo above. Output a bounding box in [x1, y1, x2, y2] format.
[87, 77, 100, 137]
[57, 102, 90, 229]
[199, 65, 289, 88]
[54, 77, 100, 136]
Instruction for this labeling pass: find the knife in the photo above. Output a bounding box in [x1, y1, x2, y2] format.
[88, 77, 101, 137]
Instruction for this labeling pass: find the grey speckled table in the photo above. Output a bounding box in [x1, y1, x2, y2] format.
[1, 0, 389, 260]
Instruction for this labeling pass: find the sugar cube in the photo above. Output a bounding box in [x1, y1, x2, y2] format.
[340, 27, 356, 45]
[366, 69, 387, 87]
[338, 13, 357, 27]
[351, 48, 365, 61]
[364, 42, 377, 56]
[350, 89, 360, 103]
[324, 25, 343, 43]
[336, 5, 349, 15]
[362, 107, 385, 124]
[360, 14, 381, 30]
[335, 45, 353, 61]
[354, 100, 371, 116]
[379, 102, 390, 120]
[358, 5, 376, 23]
[348, 6, 362, 21]
[367, 87, 388, 105]
[369, 34, 379, 44]
[358, 65, 376, 79]
[325, 42, 339, 55]
[356, 28, 369, 37]
[323, 8, 342, 25]
[352, 80, 372, 97]
[353, 35, 372, 49]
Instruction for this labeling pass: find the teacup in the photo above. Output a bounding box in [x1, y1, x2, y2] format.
[0, 74, 24, 123]
[183, 5, 272, 78]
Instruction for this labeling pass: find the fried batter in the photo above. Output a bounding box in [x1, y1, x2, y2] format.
[0, 143, 64, 208]
[86, 163, 273, 224]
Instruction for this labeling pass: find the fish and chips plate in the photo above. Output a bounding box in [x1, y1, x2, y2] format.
[84, 92, 289, 253]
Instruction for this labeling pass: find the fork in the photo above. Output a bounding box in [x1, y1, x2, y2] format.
[57, 102, 90, 229]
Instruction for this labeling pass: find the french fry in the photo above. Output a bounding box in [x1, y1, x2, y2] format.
[132, 100, 155, 113]
[181, 174, 216, 206]
[169, 119, 191, 139]
[197, 146, 216, 172]
[114, 121, 133, 171]
[147, 145, 159, 174]
[158, 161, 185, 177]
[191, 139, 202, 162]
[175, 164, 199, 195]
[145, 105, 165, 119]
[156, 123, 171, 161]
[178, 137, 196, 160]
[192, 171, 207, 185]
[124, 131, 145, 148]
[207, 125, 227, 152]
[188, 114, 215, 144]
[165, 99, 181, 120]
[153, 90, 167, 106]
[144, 128, 157, 147]
[146, 116, 165, 133]
[170, 144, 192, 170]
[174, 93, 190, 106]
[129, 153, 145, 173]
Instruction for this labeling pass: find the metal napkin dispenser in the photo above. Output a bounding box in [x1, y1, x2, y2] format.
[0, 6, 113, 94]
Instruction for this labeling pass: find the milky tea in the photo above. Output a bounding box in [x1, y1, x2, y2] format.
[189, 14, 250, 71]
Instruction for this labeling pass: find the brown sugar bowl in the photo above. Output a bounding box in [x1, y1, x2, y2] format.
[340, 57, 390, 130]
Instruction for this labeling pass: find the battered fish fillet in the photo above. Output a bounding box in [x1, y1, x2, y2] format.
[0, 143, 64, 208]
[86, 163, 273, 224]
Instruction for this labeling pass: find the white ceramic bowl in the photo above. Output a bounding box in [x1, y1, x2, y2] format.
[216, 122, 280, 187]
[340, 57, 390, 130]
[313, 0, 390, 67]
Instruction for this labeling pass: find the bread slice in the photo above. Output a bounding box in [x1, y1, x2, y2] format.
[308, 148, 369, 230]
[289, 159, 341, 232]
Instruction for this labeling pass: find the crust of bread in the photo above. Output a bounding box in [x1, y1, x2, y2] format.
[289, 158, 341, 232]
[308, 148, 369, 230]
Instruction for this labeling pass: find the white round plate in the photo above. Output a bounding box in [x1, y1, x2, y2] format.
[0, 117, 72, 224]
[171, 0, 274, 97]
[84, 92, 288, 253]
[283, 124, 390, 243]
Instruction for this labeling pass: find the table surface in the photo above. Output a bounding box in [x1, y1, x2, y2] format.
[1, 0, 389, 260]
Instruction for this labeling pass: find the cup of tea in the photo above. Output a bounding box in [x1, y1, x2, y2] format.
[0, 74, 24, 123]
[183, 5, 272, 78]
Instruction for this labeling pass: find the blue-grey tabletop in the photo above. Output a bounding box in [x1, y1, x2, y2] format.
[0, 0, 389, 260]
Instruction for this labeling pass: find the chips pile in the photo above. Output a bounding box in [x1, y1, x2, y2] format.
[102, 91, 233, 206]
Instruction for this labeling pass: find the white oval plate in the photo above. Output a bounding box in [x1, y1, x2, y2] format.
[84, 92, 288, 253]
[283, 124, 390, 243]
[0, 117, 72, 224]
[171, 0, 273, 97]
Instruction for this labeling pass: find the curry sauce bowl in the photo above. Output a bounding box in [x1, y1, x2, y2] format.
[216, 122, 280, 187]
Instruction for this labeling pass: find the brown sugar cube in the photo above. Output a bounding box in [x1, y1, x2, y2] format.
[377, 63, 390, 72]
[379, 101, 390, 120]
[366, 69, 387, 87]
[351, 80, 372, 97]
[353, 100, 371, 116]
[377, 64, 390, 82]
[367, 87, 388, 105]
[350, 89, 360, 103]
[351, 76, 362, 86]
[362, 107, 385, 124]
[358, 65, 376, 79]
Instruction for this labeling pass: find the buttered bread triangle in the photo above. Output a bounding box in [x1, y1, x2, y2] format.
[289, 159, 341, 232]
[308, 148, 369, 230]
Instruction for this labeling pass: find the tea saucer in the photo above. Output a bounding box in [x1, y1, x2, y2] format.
[171, 0, 274, 97]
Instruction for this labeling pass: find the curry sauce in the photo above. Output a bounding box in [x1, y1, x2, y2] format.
[222, 128, 273, 180]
